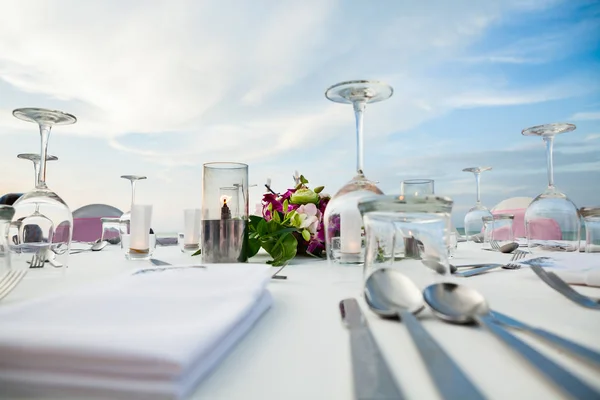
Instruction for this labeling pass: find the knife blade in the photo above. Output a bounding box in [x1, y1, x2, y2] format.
[491, 311, 600, 368]
[339, 298, 405, 400]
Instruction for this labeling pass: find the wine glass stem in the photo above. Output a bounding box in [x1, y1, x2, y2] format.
[474, 172, 482, 204]
[353, 100, 366, 175]
[32, 160, 41, 188]
[38, 125, 51, 189]
[544, 135, 555, 189]
[130, 181, 137, 207]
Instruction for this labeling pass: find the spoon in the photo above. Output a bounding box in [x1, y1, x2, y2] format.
[499, 242, 519, 253]
[423, 283, 600, 400]
[70, 240, 108, 254]
[365, 269, 485, 400]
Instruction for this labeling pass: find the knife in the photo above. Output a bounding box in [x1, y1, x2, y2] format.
[339, 298, 405, 400]
[491, 311, 600, 369]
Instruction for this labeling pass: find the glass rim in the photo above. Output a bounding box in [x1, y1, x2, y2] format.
[203, 162, 248, 170]
[357, 194, 453, 215]
[401, 178, 434, 185]
[364, 211, 446, 224]
[493, 214, 514, 220]
[580, 207, 600, 218]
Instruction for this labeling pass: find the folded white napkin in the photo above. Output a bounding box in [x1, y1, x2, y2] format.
[520, 252, 600, 287]
[0, 264, 272, 399]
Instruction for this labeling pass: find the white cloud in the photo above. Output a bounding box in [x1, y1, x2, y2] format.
[570, 111, 600, 121]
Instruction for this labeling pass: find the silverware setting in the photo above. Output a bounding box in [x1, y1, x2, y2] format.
[530, 264, 600, 310]
[364, 269, 485, 400]
[70, 240, 108, 254]
[149, 258, 287, 280]
[489, 240, 519, 253]
[423, 282, 600, 400]
[341, 269, 600, 400]
[453, 250, 527, 277]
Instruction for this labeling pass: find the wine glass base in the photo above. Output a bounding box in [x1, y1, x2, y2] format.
[13, 108, 77, 126]
[325, 80, 393, 104]
[522, 123, 575, 137]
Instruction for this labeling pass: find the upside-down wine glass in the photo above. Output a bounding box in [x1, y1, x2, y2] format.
[119, 175, 147, 235]
[324, 80, 393, 264]
[522, 123, 580, 252]
[17, 153, 58, 187]
[463, 167, 493, 242]
[10, 108, 76, 268]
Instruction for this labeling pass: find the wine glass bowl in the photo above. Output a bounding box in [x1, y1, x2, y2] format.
[462, 167, 493, 242]
[10, 108, 76, 269]
[323, 80, 393, 264]
[522, 123, 580, 252]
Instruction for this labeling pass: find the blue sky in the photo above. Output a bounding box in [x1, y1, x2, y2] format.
[0, 0, 598, 231]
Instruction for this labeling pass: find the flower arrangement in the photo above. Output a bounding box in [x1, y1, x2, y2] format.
[246, 174, 330, 266]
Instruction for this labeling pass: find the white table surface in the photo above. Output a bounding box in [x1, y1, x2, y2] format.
[2, 242, 600, 400]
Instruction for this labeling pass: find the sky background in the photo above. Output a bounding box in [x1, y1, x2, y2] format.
[0, 0, 599, 231]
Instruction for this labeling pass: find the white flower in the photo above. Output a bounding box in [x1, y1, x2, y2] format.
[297, 204, 319, 235]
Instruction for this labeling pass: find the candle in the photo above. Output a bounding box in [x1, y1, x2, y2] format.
[130, 204, 152, 252]
[220, 195, 232, 220]
[340, 208, 362, 254]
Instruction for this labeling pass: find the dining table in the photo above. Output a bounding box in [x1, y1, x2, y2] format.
[2, 241, 599, 400]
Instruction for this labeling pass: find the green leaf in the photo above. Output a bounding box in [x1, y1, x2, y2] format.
[271, 210, 281, 223]
[300, 174, 308, 184]
[191, 248, 202, 256]
[313, 186, 324, 194]
[282, 199, 289, 212]
[246, 237, 261, 258]
[301, 229, 311, 241]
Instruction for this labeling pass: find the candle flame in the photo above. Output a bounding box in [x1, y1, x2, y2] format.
[220, 195, 232, 205]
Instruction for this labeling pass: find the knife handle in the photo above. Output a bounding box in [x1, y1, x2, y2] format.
[528, 327, 600, 369]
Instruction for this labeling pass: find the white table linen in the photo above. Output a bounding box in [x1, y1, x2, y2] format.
[0, 242, 599, 400]
[0, 263, 271, 399]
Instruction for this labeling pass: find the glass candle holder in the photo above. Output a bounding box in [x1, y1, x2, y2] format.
[580, 207, 600, 253]
[182, 208, 201, 253]
[202, 163, 249, 263]
[400, 179, 435, 197]
[125, 204, 153, 260]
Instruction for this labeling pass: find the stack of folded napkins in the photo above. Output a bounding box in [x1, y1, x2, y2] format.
[0, 264, 272, 399]
[520, 252, 600, 287]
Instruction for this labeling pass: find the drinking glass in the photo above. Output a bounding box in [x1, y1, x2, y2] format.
[463, 167, 493, 242]
[324, 80, 393, 264]
[580, 207, 600, 253]
[522, 123, 580, 252]
[124, 204, 153, 260]
[358, 195, 453, 285]
[400, 179, 434, 197]
[491, 214, 514, 248]
[482, 215, 494, 250]
[119, 175, 147, 236]
[100, 217, 121, 244]
[10, 108, 76, 270]
[17, 153, 58, 187]
[1, 206, 15, 272]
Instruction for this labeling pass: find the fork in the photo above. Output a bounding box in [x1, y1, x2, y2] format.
[0, 269, 28, 300]
[28, 252, 46, 268]
[490, 240, 500, 251]
[455, 250, 527, 277]
[530, 264, 600, 310]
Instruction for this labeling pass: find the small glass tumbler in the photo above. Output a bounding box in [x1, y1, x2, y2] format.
[400, 179, 434, 197]
[183, 208, 201, 253]
[202, 163, 249, 263]
[100, 217, 121, 245]
[358, 195, 453, 285]
[125, 204, 153, 260]
[580, 207, 600, 253]
[492, 214, 515, 248]
[1, 206, 16, 273]
[482, 216, 494, 250]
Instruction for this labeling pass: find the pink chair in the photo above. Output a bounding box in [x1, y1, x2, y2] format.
[492, 208, 526, 238]
[72, 204, 122, 242]
[526, 217, 562, 240]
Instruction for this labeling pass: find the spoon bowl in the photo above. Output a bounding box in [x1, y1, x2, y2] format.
[499, 242, 519, 254]
[423, 282, 490, 323]
[91, 240, 108, 251]
[364, 269, 424, 318]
